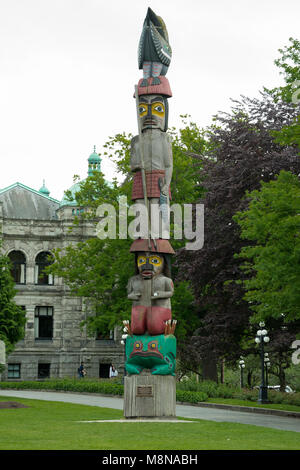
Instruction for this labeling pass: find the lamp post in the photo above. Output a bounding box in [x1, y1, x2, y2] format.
[255, 321, 270, 404]
[264, 353, 271, 388]
[238, 357, 245, 389]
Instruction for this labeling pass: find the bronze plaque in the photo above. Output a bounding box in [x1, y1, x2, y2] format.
[136, 385, 153, 397]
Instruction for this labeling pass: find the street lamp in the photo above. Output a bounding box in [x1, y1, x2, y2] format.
[255, 321, 270, 404]
[238, 357, 245, 389]
[264, 353, 271, 388]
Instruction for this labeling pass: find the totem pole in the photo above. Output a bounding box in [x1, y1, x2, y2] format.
[123, 8, 177, 385]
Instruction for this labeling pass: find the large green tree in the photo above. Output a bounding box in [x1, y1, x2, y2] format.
[0, 248, 26, 356]
[234, 170, 300, 323]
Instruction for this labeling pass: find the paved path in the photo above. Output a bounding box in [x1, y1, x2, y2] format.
[0, 389, 300, 433]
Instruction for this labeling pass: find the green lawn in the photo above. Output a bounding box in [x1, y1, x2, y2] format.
[0, 396, 299, 450]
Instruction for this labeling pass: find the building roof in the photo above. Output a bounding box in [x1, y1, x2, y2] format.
[0, 147, 104, 215]
[0, 182, 60, 220]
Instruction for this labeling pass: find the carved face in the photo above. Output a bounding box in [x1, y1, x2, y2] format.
[138, 94, 166, 131]
[137, 252, 164, 278]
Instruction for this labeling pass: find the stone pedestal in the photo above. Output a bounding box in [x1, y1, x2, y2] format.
[124, 371, 176, 419]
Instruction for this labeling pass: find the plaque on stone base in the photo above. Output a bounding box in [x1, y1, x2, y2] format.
[124, 371, 176, 419]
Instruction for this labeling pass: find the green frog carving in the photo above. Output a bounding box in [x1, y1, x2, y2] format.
[125, 333, 176, 376]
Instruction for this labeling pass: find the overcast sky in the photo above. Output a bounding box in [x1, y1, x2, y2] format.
[0, 0, 299, 201]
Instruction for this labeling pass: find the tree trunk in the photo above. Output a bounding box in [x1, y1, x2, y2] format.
[278, 365, 286, 393]
[202, 357, 218, 382]
[247, 370, 253, 388]
[220, 359, 225, 384]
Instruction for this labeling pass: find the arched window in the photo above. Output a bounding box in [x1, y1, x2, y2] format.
[8, 251, 26, 284]
[35, 251, 54, 285]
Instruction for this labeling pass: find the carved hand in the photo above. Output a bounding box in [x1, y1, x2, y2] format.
[128, 292, 142, 300]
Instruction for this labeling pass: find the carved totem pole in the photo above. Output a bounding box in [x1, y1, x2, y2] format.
[123, 8, 177, 380]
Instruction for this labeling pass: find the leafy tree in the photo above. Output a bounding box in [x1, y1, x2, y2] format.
[0, 247, 26, 355]
[175, 94, 299, 367]
[265, 37, 300, 103]
[234, 170, 300, 323]
[265, 37, 300, 150]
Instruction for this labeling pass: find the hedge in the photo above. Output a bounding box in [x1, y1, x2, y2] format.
[0, 378, 124, 396]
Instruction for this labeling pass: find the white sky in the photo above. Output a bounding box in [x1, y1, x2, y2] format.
[0, 0, 299, 201]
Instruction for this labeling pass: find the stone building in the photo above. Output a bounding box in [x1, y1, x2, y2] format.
[0, 149, 124, 381]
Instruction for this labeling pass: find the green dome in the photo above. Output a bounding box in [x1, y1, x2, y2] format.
[88, 145, 101, 176]
[39, 180, 50, 197]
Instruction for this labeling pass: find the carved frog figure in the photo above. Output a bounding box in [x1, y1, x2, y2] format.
[125, 333, 176, 376]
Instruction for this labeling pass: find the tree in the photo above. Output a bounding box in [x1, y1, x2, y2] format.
[234, 170, 300, 323]
[0, 247, 26, 355]
[265, 37, 300, 150]
[265, 37, 300, 103]
[175, 94, 299, 368]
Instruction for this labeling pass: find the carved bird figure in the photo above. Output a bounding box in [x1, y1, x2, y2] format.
[138, 7, 172, 87]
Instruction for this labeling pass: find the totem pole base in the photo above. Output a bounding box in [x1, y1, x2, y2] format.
[123, 370, 176, 419]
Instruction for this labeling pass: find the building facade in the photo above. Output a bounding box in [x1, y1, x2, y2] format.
[0, 150, 124, 381]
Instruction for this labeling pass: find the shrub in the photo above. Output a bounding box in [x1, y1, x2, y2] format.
[234, 388, 258, 402]
[177, 379, 237, 398]
[176, 390, 208, 403]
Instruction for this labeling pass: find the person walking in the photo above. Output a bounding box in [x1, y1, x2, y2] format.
[78, 362, 86, 378]
[109, 364, 118, 378]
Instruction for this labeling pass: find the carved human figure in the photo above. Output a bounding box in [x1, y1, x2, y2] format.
[127, 252, 173, 335]
[130, 94, 173, 238]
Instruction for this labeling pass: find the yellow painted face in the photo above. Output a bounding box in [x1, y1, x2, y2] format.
[138, 95, 166, 131]
[137, 253, 164, 277]
[137, 254, 163, 267]
[138, 101, 165, 119]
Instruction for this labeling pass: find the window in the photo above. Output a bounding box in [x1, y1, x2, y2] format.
[72, 208, 84, 216]
[35, 252, 54, 285]
[8, 251, 26, 284]
[34, 306, 53, 340]
[7, 363, 21, 379]
[38, 363, 50, 379]
[35, 251, 54, 285]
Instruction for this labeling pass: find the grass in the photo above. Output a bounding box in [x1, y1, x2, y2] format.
[0, 396, 299, 450]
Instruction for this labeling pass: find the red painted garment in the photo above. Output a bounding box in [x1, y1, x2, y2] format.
[131, 305, 172, 335]
[132, 170, 171, 200]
